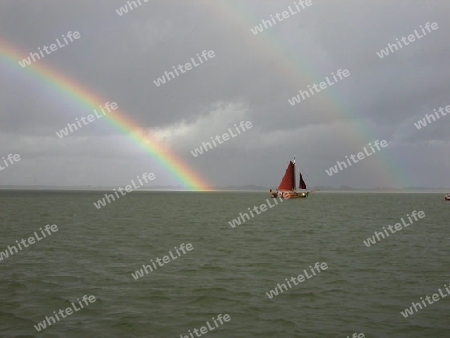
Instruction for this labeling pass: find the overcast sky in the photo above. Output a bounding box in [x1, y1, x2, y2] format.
[0, 0, 449, 189]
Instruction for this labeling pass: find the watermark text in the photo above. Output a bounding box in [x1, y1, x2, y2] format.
[288, 69, 350, 106]
[0, 224, 58, 261]
[116, 0, 149, 16]
[93, 172, 155, 209]
[180, 314, 231, 338]
[414, 103, 449, 129]
[363, 210, 425, 247]
[325, 140, 387, 177]
[228, 196, 287, 228]
[250, 0, 313, 35]
[131, 243, 193, 280]
[266, 262, 328, 299]
[153, 50, 215, 87]
[0, 153, 21, 171]
[56, 102, 118, 139]
[401, 283, 449, 318]
[34, 295, 96, 332]
[191, 121, 252, 157]
[18, 31, 80, 68]
[377, 22, 438, 59]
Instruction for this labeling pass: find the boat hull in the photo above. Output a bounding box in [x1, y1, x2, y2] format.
[271, 191, 309, 199]
[445, 196, 450, 201]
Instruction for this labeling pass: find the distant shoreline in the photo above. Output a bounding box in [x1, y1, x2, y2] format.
[0, 187, 448, 193]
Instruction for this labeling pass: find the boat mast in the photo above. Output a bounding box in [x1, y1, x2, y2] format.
[293, 156, 296, 191]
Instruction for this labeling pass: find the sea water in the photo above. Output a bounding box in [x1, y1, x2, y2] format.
[0, 190, 448, 337]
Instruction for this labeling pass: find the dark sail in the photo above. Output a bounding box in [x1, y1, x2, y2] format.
[278, 161, 295, 191]
[299, 173, 307, 190]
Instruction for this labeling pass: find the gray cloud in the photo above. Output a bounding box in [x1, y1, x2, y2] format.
[0, 0, 449, 188]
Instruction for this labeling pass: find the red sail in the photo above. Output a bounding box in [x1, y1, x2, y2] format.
[299, 173, 307, 189]
[278, 161, 295, 191]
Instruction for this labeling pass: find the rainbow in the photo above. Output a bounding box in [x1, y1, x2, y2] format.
[0, 38, 212, 191]
[209, 2, 405, 188]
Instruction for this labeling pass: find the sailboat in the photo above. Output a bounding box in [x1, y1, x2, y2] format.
[270, 157, 309, 199]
